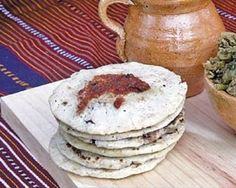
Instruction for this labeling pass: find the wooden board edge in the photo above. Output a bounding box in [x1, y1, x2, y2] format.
[0, 98, 77, 188]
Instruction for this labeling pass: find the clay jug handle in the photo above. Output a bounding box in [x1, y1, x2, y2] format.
[98, 0, 134, 61]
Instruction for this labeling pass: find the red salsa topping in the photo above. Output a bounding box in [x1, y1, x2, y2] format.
[77, 74, 150, 112]
[113, 96, 125, 109]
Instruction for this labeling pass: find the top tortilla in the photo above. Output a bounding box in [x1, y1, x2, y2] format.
[49, 62, 187, 135]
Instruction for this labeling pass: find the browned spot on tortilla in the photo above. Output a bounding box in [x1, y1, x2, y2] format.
[143, 132, 158, 143]
[85, 119, 95, 124]
[180, 118, 184, 123]
[131, 161, 141, 167]
[62, 101, 68, 106]
[66, 143, 72, 148]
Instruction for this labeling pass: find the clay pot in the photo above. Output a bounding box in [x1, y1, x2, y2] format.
[205, 77, 236, 132]
[99, 0, 225, 97]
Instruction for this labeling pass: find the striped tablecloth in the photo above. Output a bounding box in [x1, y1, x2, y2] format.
[0, 0, 235, 187]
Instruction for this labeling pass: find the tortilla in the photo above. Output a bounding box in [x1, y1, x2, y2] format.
[59, 103, 184, 141]
[65, 113, 183, 149]
[49, 62, 187, 135]
[60, 122, 185, 157]
[49, 135, 166, 179]
[55, 132, 175, 170]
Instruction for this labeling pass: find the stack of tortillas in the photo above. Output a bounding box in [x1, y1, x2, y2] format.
[49, 62, 187, 179]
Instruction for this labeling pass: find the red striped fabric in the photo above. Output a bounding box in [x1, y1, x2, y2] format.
[0, 0, 235, 187]
[0, 119, 58, 187]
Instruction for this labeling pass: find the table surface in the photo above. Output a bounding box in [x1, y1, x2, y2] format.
[1, 80, 236, 188]
[0, 0, 236, 187]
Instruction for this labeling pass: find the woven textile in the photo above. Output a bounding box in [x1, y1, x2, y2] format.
[0, 0, 235, 187]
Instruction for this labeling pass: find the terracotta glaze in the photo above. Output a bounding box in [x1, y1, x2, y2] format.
[99, 0, 225, 97]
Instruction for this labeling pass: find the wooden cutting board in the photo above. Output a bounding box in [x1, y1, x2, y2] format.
[1, 81, 236, 188]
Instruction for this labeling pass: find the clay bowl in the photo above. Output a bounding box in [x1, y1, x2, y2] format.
[205, 76, 236, 131]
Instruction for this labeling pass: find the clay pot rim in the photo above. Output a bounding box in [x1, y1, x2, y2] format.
[204, 76, 236, 102]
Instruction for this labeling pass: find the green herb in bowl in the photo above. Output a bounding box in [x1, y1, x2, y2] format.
[205, 32, 236, 96]
[204, 32, 236, 132]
